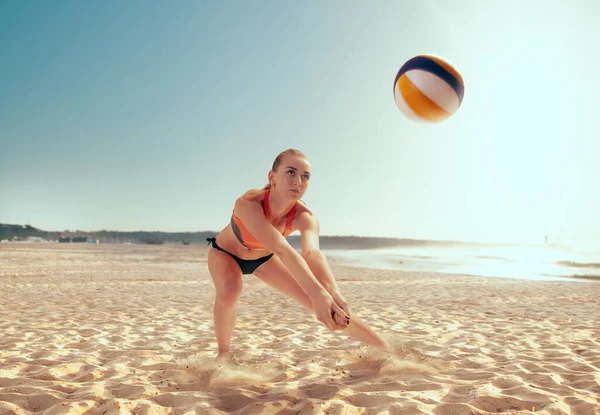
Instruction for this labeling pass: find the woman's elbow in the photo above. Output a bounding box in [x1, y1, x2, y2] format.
[302, 247, 322, 261]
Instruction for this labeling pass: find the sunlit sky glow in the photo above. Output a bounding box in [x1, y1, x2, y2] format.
[1, 1, 599, 250]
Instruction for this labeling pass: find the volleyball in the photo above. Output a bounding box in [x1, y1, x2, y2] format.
[393, 54, 464, 123]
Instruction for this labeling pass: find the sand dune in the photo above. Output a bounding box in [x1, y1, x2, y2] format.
[1, 242, 599, 414]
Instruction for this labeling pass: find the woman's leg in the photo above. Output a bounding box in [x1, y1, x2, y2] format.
[207, 248, 244, 357]
[253, 255, 387, 350]
[253, 255, 314, 310]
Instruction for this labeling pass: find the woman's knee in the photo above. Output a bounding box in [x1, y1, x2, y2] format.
[215, 279, 242, 307]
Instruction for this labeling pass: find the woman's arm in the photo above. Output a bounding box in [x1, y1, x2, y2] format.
[298, 210, 388, 350]
[234, 197, 347, 331]
[297, 211, 348, 312]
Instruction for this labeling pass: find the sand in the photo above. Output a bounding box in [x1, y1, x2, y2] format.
[0, 242, 599, 415]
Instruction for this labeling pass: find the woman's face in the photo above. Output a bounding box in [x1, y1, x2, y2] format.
[270, 155, 311, 200]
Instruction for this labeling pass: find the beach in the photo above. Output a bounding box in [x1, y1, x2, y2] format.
[1, 243, 599, 415]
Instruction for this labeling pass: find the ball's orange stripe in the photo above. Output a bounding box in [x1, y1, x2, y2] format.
[398, 75, 451, 122]
[421, 55, 464, 86]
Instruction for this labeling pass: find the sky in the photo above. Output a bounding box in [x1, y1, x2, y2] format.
[1, 0, 599, 250]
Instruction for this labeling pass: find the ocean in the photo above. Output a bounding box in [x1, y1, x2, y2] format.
[323, 243, 600, 282]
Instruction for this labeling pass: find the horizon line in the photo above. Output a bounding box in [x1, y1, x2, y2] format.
[1, 221, 566, 248]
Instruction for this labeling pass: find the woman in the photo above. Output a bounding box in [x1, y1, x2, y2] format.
[207, 149, 387, 358]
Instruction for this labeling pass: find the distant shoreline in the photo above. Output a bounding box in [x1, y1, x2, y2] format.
[1, 222, 568, 251]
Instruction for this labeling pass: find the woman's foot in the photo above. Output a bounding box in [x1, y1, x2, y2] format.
[216, 351, 233, 364]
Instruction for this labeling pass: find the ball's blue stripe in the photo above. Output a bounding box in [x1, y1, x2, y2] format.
[394, 56, 464, 103]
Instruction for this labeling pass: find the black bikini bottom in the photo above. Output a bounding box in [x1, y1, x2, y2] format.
[207, 237, 273, 275]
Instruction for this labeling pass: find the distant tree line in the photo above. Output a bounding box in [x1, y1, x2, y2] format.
[1, 222, 479, 249]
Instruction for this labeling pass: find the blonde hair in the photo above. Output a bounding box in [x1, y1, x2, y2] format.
[263, 149, 308, 190]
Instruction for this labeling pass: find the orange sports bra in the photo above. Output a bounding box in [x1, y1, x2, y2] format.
[230, 189, 297, 249]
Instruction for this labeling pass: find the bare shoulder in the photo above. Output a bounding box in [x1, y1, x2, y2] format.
[238, 188, 266, 202]
[234, 188, 267, 215]
[293, 200, 319, 231]
[295, 199, 314, 216]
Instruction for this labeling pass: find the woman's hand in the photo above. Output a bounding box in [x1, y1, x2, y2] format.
[330, 290, 350, 328]
[312, 292, 349, 331]
[331, 290, 350, 319]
